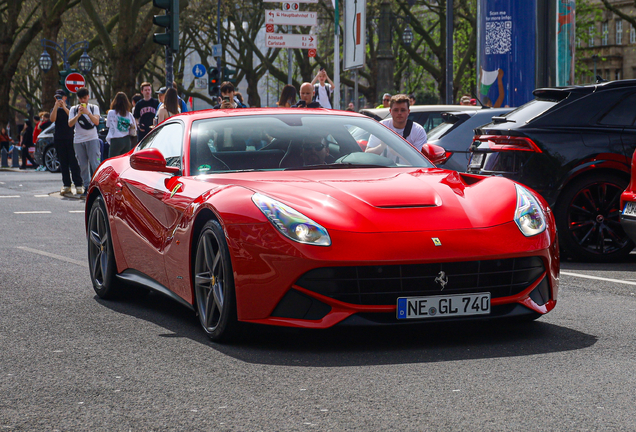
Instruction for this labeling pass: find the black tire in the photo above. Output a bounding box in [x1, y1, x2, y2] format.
[87, 196, 124, 298]
[193, 220, 240, 342]
[555, 173, 634, 262]
[44, 144, 60, 173]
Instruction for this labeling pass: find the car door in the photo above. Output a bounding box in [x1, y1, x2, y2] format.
[612, 92, 636, 159]
[116, 121, 185, 288]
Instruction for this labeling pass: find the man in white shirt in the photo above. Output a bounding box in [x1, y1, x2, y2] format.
[366, 94, 427, 154]
[68, 87, 100, 196]
[310, 68, 334, 109]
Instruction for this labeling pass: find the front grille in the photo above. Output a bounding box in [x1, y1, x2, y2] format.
[296, 257, 545, 306]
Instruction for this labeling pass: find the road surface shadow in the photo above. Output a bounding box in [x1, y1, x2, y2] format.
[97, 291, 597, 367]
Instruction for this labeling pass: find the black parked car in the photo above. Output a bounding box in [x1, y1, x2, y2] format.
[427, 107, 514, 172]
[34, 115, 109, 172]
[467, 79, 636, 262]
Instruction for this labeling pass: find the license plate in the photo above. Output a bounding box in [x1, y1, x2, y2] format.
[624, 202, 636, 216]
[397, 293, 491, 320]
[469, 152, 485, 168]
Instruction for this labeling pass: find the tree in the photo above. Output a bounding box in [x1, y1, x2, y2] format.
[0, 0, 78, 133]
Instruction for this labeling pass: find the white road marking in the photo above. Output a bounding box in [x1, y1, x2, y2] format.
[34, 194, 50, 197]
[69, 210, 84, 213]
[13, 211, 51, 214]
[561, 271, 636, 286]
[0, 195, 20, 198]
[16, 246, 88, 268]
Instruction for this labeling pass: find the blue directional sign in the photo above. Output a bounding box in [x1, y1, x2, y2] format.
[192, 64, 206, 78]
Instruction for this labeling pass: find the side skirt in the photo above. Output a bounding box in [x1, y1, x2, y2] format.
[117, 269, 194, 311]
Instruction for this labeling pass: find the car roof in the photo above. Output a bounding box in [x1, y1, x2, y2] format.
[360, 105, 482, 120]
[170, 107, 367, 122]
[533, 78, 636, 101]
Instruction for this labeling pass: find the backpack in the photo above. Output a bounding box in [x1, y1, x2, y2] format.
[75, 104, 96, 130]
[313, 84, 333, 104]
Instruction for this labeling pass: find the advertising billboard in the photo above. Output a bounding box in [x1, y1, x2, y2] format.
[477, 0, 537, 108]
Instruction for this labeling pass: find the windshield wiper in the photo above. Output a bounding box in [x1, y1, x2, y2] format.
[285, 163, 392, 171]
[492, 116, 516, 124]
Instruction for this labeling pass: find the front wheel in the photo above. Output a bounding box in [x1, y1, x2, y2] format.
[44, 144, 60, 172]
[87, 196, 124, 298]
[194, 220, 240, 342]
[555, 173, 634, 262]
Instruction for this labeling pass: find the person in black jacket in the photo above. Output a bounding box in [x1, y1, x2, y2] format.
[19, 120, 38, 169]
[51, 89, 83, 195]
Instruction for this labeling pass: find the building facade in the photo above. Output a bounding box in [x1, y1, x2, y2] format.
[579, 0, 636, 83]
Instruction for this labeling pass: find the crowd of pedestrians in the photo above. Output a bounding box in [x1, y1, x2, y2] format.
[2, 68, 433, 195]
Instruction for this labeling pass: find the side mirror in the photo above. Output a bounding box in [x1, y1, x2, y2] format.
[130, 148, 180, 174]
[422, 143, 448, 165]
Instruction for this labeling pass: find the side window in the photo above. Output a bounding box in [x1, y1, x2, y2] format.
[136, 127, 159, 150]
[598, 92, 636, 126]
[148, 122, 184, 167]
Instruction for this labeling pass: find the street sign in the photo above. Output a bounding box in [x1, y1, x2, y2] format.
[194, 78, 207, 89]
[263, 0, 317, 2]
[344, 0, 367, 70]
[308, 48, 316, 58]
[265, 10, 317, 26]
[266, 33, 317, 49]
[211, 44, 223, 57]
[283, 2, 299, 10]
[192, 64, 206, 78]
[65, 72, 85, 93]
[266, 24, 274, 32]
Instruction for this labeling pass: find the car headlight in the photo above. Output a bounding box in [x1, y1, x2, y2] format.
[514, 184, 546, 236]
[252, 193, 331, 246]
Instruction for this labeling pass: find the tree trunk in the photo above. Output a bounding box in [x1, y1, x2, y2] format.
[41, 16, 63, 113]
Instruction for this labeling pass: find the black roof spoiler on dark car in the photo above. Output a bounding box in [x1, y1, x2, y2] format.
[533, 79, 636, 102]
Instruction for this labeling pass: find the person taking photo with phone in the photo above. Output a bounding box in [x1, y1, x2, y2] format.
[213, 82, 246, 109]
[51, 90, 83, 195]
[68, 87, 100, 198]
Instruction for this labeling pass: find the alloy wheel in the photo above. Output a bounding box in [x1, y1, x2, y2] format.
[194, 230, 226, 333]
[88, 204, 110, 288]
[45, 146, 60, 172]
[567, 180, 629, 256]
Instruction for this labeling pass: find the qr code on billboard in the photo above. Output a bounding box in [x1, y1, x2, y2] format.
[485, 20, 512, 54]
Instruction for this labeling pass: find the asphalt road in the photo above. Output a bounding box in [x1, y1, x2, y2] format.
[1, 169, 636, 431]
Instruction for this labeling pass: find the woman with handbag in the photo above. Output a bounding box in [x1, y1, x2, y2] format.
[105, 92, 136, 159]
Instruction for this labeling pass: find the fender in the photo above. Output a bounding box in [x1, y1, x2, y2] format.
[555, 153, 630, 202]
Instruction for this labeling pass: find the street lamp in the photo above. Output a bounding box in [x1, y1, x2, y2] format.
[402, 26, 414, 46]
[39, 50, 52, 73]
[78, 51, 93, 74]
[38, 38, 91, 73]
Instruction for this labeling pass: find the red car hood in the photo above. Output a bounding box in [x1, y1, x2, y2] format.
[202, 168, 519, 233]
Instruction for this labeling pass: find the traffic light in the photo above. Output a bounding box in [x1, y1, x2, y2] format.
[223, 66, 237, 85]
[208, 68, 220, 96]
[153, 0, 179, 52]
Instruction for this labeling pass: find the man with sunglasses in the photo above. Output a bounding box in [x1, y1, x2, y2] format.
[376, 93, 392, 109]
[300, 137, 330, 165]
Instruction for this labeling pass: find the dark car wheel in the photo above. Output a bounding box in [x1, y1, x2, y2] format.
[44, 144, 60, 173]
[555, 173, 634, 262]
[87, 196, 123, 298]
[194, 220, 240, 342]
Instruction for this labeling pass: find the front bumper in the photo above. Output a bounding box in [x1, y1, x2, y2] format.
[228, 220, 559, 328]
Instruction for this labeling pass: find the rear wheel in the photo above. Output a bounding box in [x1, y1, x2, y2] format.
[194, 220, 240, 342]
[87, 196, 124, 298]
[44, 144, 60, 172]
[555, 173, 633, 262]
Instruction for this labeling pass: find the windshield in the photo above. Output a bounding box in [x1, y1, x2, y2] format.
[499, 99, 556, 124]
[189, 114, 433, 174]
[426, 121, 455, 141]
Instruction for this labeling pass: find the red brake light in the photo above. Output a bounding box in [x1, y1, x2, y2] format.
[474, 135, 542, 153]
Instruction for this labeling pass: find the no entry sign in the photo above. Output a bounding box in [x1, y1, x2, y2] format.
[65, 72, 86, 93]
